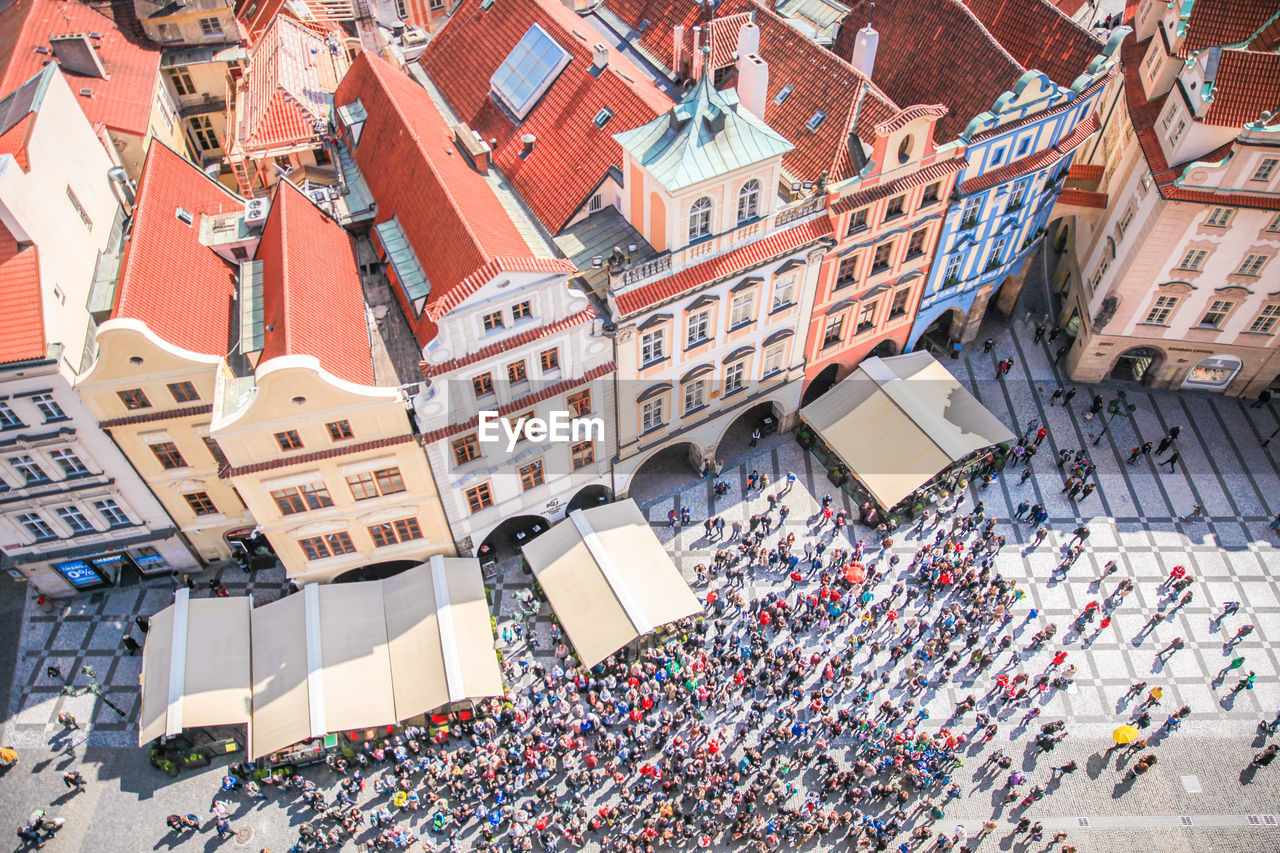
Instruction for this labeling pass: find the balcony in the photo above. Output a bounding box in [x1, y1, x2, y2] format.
[178, 92, 226, 118]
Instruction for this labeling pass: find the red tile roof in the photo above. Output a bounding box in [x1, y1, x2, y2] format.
[1052, 0, 1088, 17]
[0, 111, 33, 171]
[1177, 0, 1280, 57]
[830, 157, 967, 215]
[615, 216, 832, 316]
[222, 432, 418, 478]
[962, 0, 1103, 88]
[233, 14, 343, 152]
[1202, 49, 1280, 127]
[604, 0, 899, 180]
[112, 142, 242, 356]
[0, 221, 44, 365]
[418, 0, 672, 234]
[1067, 163, 1104, 181]
[334, 52, 558, 345]
[961, 112, 1099, 193]
[235, 0, 289, 43]
[256, 180, 374, 386]
[0, 0, 161, 138]
[1056, 188, 1108, 208]
[425, 256, 580, 319]
[419, 308, 596, 378]
[99, 403, 213, 429]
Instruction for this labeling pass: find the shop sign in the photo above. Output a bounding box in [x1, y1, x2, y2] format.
[52, 559, 107, 588]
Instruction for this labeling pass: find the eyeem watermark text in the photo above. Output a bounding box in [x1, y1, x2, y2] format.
[477, 411, 605, 452]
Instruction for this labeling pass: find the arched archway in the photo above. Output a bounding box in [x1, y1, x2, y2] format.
[333, 560, 420, 584]
[715, 400, 786, 458]
[1110, 347, 1163, 384]
[915, 308, 966, 358]
[625, 442, 703, 506]
[866, 339, 899, 360]
[801, 363, 840, 408]
[477, 514, 551, 563]
[566, 484, 613, 514]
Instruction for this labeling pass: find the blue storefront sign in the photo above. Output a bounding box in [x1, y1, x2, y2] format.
[52, 559, 107, 588]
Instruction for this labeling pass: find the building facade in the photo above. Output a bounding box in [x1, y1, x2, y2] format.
[1058, 0, 1280, 396]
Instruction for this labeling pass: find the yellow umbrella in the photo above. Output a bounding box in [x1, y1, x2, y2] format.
[1112, 725, 1140, 745]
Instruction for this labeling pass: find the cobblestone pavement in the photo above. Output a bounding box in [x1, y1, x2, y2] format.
[1, 314, 1279, 852]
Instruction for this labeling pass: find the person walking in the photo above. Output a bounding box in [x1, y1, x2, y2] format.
[1014, 500, 1030, 521]
[1253, 389, 1273, 409]
[1156, 435, 1173, 455]
[983, 337, 995, 354]
[1063, 387, 1077, 407]
[56, 712, 78, 730]
[1161, 451, 1180, 474]
[1089, 393, 1104, 415]
[1066, 526, 1090, 549]
[1127, 445, 1143, 464]
[62, 770, 85, 790]
[1050, 386, 1064, 407]
[134, 615, 150, 634]
[1034, 324, 1046, 344]
[1078, 482, 1096, 501]
[1217, 656, 1245, 680]
[1182, 502, 1207, 521]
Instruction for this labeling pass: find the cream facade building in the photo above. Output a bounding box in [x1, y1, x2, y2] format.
[1059, 0, 1280, 395]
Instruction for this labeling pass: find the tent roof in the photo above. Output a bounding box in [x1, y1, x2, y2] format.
[800, 351, 1014, 509]
[521, 500, 702, 667]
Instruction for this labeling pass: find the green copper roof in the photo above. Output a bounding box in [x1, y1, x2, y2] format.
[613, 70, 794, 193]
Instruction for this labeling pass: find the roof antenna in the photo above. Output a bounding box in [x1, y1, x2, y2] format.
[867, 1, 875, 27]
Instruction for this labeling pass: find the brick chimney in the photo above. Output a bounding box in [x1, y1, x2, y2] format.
[736, 21, 767, 120]
[591, 43, 609, 74]
[850, 25, 879, 81]
[452, 122, 491, 173]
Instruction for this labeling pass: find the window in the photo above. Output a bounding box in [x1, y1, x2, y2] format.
[567, 390, 591, 418]
[836, 254, 859, 286]
[507, 360, 528, 383]
[857, 301, 878, 334]
[1144, 295, 1179, 325]
[684, 379, 705, 413]
[725, 361, 746, 394]
[822, 314, 844, 348]
[1145, 42, 1161, 72]
[1169, 119, 1186, 147]
[29, 393, 65, 421]
[275, 430, 303, 451]
[687, 311, 710, 347]
[587, 193, 604, 213]
[539, 348, 559, 372]
[906, 228, 926, 257]
[453, 433, 481, 466]
[641, 398, 664, 432]
[465, 483, 494, 513]
[1238, 254, 1268, 276]
[1253, 158, 1279, 181]
[430, 0, 444, 8]
[149, 441, 185, 469]
[771, 275, 795, 311]
[1117, 206, 1135, 237]
[1269, 213, 1280, 233]
[571, 440, 594, 470]
[0, 402, 21, 429]
[118, 388, 151, 410]
[270, 483, 332, 515]
[491, 24, 572, 119]
[156, 22, 180, 41]
[960, 197, 982, 228]
[1178, 249, 1207, 271]
[944, 252, 964, 283]
[1007, 183, 1026, 211]
[1206, 207, 1234, 227]
[846, 208, 868, 235]
[320, 420, 352, 442]
[990, 147, 1005, 167]
[1088, 260, 1108, 291]
[987, 237, 1008, 269]
[168, 68, 195, 95]
[1199, 300, 1232, 328]
[202, 436, 228, 467]
[346, 466, 406, 500]
[18, 512, 55, 541]
[737, 179, 760, 224]
[640, 329, 665, 365]
[773, 84, 793, 104]
[512, 300, 532, 321]
[473, 373, 494, 397]
[689, 197, 712, 240]
[93, 499, 130, 527]
[183, 492, 218, 516]
[1161, 105, 1177, 130]
[482, 310, 504, 331]
[1016, 137, 1031, 157]
[1249, 304, 1280, 334]
[1141, 171, 1152, 191]
[189, 116, 218, 151]
[198, 16, 223, 36]
[884, 195, 905, 220]
[872, 241, 894, 272]
[56, 505, 94, 534]
[592, 108, 613, 128]
[66, 186, 92, 229]
[299, 532, 356, 561]
[520, 460, 545, 491]
[921, 183, 940, 205]
[48, 449, 87, 477]
[369, 517, 423, 547]
[729, 292, 754, 328]
[762, 342, 785, 375]
[890, 287, 910, 317]
[806, 110, 826, 131]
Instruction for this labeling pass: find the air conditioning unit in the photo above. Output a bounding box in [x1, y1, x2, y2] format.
[244, 198, 268, 226]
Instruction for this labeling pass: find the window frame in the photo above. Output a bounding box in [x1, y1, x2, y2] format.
[724, 360, 747, 395]
[17, 512, 56, 541]
[856, 300, 879, 335]
[482, 310, 505, 332]
[539, 348, 560, 372]
[1198, 300, 1233, 329]
[1237, 254, 1268, 277]
[1144, 294, 1179, 325]
[452, 433, 482, 466]
[1253, 158, 1279, 181]
[771, 274, 795, 311]
[150, 441, 187, 470]
[683, 378, 705, 414]
[465, 482, 494, 514]
[473, 373, 495, 397]
[686, 310, 711, 347]
[728, 291, 755, 329]
[512, 300, 533, 321]
[570, 440, 594, 470]
[640, 328, 666, 366]
[566, 389, 591, 418]
[688, 197, 712, 241]
[49, 448, 88, 477]
[183, 491, 219, 516]
[0, 401, 22, 429]
[737, 179, 761, 224]
[507, 359, 528, 383]
[1248, 304, 1280, 334]
[167, 381, 200, 403]
[31, 393, 66, 422]
[640, 397, 664, 433]
[93, 499, 130, 527]
[326, 420, 354, 441]
[118, 388, 152, 410]
[1177, 248, 1207, 271]
[822, 314, 844, 348]
[519, 460, 545, 492]
[275, 429, 304, 451]
[56, 505, 95, 534]
[1205, 207, 1234, 227]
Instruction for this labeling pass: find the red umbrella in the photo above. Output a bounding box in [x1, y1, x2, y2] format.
[887, 610, 898, 621]
[760, 611, 772, 625]
[790, 571, 803, 583]
[938, 572, 953, 585]
[706, 590, 718, 604]
[844, 565, 866, 584]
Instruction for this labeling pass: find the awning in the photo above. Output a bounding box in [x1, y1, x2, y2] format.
[138, 591, 252, 746]
[521, 500, 702, 668]
[800, 351, 1014, 509]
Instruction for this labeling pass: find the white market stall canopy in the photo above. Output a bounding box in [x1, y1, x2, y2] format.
[521, 500, 702, 668]
[139, 557, 503, 758]
[799, 352, 1015, 509]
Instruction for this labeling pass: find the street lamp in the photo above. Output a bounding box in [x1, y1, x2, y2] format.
[1092, 390, 1137, 446]
[80, 663, 125, 718]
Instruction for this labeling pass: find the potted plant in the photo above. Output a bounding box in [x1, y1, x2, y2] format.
[796, 427, 814, 448]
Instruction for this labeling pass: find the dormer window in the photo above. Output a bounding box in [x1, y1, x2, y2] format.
[689, 197, 712, 241]
[806, 111, 826, 132]
[491, 24, 571, 120]
[737, 179, 760, 224]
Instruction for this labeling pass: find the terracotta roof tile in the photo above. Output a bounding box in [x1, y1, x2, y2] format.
[235, 0, 289, 43]
[962, 0, 1103, 88]
[0, 111, 33, 171]
[256, 180, 374, 385]
[830, 157, 967, 215]
[334, 52, 547, 345]
[425, 256, 580, 320]
[1068, 163, 1104, 181]
[0, 0, 161, 138]
[0, 221, 44, 365]
[1056, 188, 1108, 208]
[112, 142, 242, 356]
[1178, 0, 1280, 57]
[418, 0, 672, 233]
[1052, 0, 1088, 17]
[222, 432, 417, 478]
[419, 308, 597, 378]
[1202, 49, 1280, 128]
[961, 112, 1099, 193]
[615, 216, 832, 316]
[967, 71, 1111, 142]
[99, 403, 213, 429]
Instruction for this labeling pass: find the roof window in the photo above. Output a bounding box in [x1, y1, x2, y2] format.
[773, 84, 792, 105]
[806, 110, 826, 132]
[491, 24, 571, 120]
[175, 207, 194, 225]
[593, 108, 614, 128]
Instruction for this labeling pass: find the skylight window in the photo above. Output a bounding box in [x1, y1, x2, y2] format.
[175, 207, 194, 225]
[773, 84, 793, 105]
[806, 110, 826, 132]
[593, 108, 614, 128]
[491, 24, 572, 120]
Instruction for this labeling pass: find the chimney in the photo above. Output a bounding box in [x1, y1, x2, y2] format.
[591, 43, 609, 73]
[850, 26, 879, 81]
[673, 25, 685, 76]
[452, 122, 491, 174]
[520, 133, 536, 158]
[49, 34, 108, 79]
[736, 18, 760, 58]
[690, 26, 702, 79]
[738, 54, 769, 120]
